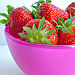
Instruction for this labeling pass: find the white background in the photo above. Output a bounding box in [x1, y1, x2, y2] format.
[0, 0, 75, 75]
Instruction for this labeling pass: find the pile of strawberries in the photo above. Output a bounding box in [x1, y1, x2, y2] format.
[0, 0, 75, 45]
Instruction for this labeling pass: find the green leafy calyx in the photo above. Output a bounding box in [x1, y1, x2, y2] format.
[31, 0, 52, 19]
[0, 5, 14, 26]
[53, 15, 75, 34]
[18, 17, 56, 45]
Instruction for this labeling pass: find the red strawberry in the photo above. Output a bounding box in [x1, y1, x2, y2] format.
[0, 5, 33, 38]
[65, 2, 75, 16]
[58, 28, 75, 45]
[38, 3, 69, 27]
[56, 15, 75, 45]
[18, 17, 58, 45]
[9, 7, 33, 38]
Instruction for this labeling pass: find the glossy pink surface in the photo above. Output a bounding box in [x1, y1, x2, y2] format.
[5, 25, 75, 75]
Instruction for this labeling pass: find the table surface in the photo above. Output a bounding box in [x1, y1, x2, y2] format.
[0, 45, 25, 75]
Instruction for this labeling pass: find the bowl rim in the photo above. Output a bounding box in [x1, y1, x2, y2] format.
[5, 24, 75, 49]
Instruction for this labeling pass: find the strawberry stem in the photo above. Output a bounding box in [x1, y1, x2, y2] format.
[18, 17, 55, 45]
[53, 15, 75, 34]
[46, 0, 52, 3]
[31, 0, 52, 19]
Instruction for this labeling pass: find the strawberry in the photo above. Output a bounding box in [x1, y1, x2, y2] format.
[18, 17, 58, 45]
[38, 3, 69, 27]
[31, 0, 69, 27]
[65, 2, 75, 16]
[0, 5, 33, 38]
[54, 15, 75, 45]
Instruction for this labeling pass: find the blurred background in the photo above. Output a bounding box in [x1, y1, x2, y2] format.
[0, 0, 75, 75]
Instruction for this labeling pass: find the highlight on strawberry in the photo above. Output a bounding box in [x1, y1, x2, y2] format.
[18, 17, 58, 45]
[53, 15, 75, 45]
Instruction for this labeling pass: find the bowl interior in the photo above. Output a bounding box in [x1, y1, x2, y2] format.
[5, 24, 75, 49]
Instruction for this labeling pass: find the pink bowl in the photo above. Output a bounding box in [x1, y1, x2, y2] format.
[5, 25, 75, 75]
